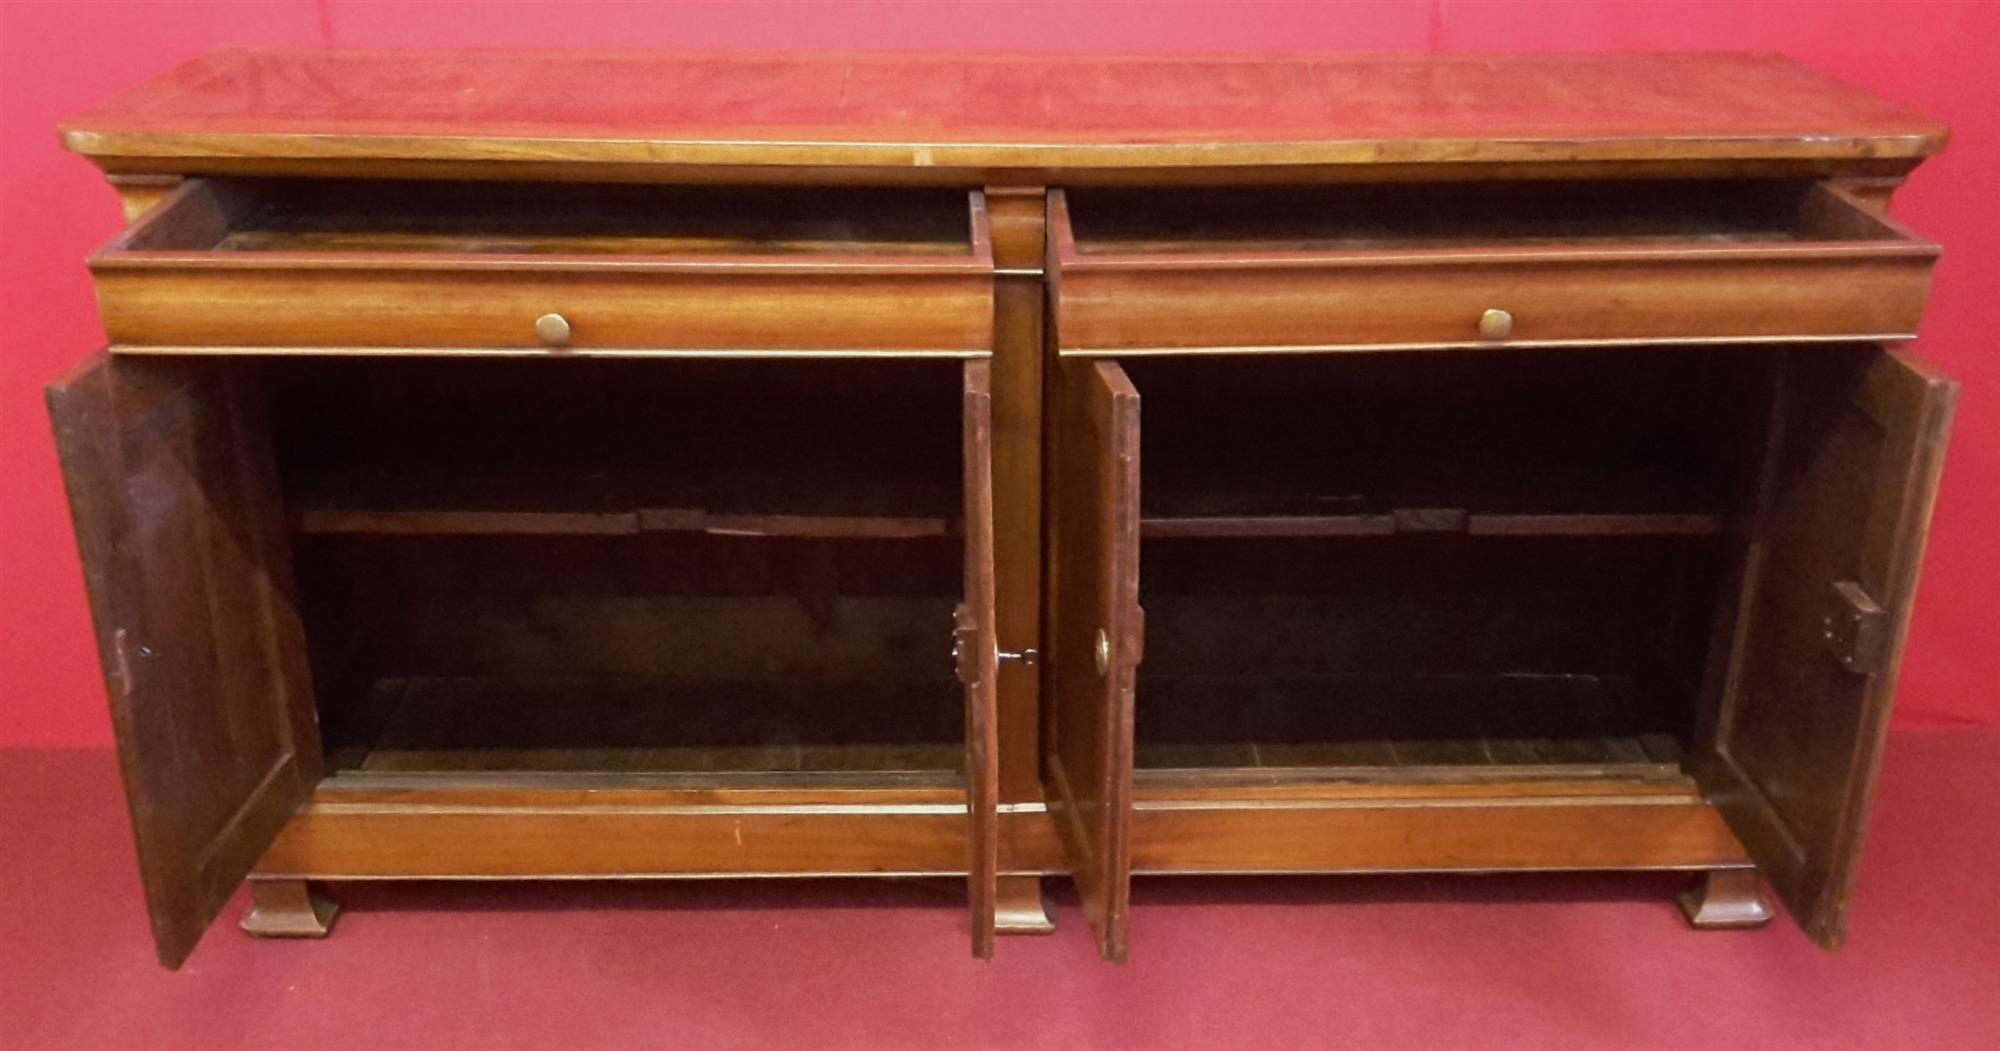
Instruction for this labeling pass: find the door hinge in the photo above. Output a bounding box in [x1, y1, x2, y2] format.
[951, 604, 979, 685]
[1823, 580, 1891, 674]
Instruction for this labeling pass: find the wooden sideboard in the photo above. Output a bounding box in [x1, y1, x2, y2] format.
[49, 50, 1956, 968]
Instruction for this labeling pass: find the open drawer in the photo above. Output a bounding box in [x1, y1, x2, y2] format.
[91, 179, 995, 356]
[1049, 181, 1937, 354]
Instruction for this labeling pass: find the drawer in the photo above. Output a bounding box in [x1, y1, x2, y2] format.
[91, 179, 994, 356]
[1050, 181, 1937, 355]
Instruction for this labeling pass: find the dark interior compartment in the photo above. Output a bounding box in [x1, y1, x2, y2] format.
[1136, 536, 1721, 772]
[1066, 179, 1900, 254]
[131, 179, 978, 257]
[270, 358, 971, 779]
[1123, 348, 1766, 775]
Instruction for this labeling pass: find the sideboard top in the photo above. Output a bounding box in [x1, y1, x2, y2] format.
[62, 49, 1946, 180]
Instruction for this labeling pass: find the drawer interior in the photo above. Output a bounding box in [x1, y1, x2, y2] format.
[1123, 348, 1768, 779]
[117, 178, 982, 258]
[270, 359, 973, 782]
[1064, 179, 1908, 255]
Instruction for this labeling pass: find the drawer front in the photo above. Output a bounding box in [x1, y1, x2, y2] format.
[1051, 185, 1937, 355]
[93, 265, 996, 355]
[92, 180, 995, 357]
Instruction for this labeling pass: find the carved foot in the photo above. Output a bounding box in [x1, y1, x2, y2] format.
[995, 875, 1055, 934]
[1678, 868, 1774, 930]
[241, 880, 340, 939]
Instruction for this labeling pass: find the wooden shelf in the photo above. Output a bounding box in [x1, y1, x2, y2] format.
[295, 506, 955, 538]
[1141, 511, 1726, 540]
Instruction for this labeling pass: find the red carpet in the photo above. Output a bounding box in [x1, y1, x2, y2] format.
[4, 730, 1997, 1050]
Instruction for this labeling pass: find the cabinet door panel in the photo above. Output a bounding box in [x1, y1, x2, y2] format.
[959, 360, 999, 958]
[1698, 346, 1956, 948]
[1047, 358, 1141, 961]
[47, 354, 320, 968]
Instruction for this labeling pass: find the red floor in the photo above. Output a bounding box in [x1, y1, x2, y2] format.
[3, 730, 1997, 1051]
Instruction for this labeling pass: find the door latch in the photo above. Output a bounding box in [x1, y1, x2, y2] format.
[1822, 580, 1891, 674]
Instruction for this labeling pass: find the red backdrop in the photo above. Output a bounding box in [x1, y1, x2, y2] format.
[3, 1, 1995, 746]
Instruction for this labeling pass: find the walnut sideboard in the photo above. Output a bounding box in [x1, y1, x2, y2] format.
[49, 50, 1956, 968]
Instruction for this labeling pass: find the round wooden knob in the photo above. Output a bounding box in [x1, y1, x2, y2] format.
[1094, 628, 1111, 676]
[535, 312, 572, 347]
[1479, 308, 1514, 340]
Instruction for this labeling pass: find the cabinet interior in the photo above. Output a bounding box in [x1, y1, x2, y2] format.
[267, 358, 972, 782]
[1121, 348, 1769, 779]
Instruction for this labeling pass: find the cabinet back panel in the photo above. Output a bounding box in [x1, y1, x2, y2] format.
[298, 533, 965, 771]
[1136, 523, 1723, 770]
[270, 358, 965, 523]
[1125, 348, 1754, 520]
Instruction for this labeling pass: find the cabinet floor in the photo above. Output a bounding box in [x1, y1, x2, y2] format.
[323, 676, 965, 776]
[1135, 672, 1686, 771]
[4, 729, 1996, 1051]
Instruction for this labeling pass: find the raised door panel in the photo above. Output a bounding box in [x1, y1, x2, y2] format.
[1697, 346, 1956, 947]
[47, 354, 321, 968]
[1046, 358, 1141, 961]
[958, 360, 999, 958]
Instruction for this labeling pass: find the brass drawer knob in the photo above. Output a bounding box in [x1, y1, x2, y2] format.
[535, 312, 572, 347]
[1479, 308, 1514, 340]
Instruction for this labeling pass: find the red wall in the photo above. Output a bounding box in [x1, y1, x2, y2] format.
[3, 1, 1995, 746]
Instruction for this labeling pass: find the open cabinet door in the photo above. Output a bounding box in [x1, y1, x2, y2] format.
[1047, 359, 1141, 962]
[1697, 346, 1956, 948]
[47, 354, 321, 968]
[957, 360, 1000, 958]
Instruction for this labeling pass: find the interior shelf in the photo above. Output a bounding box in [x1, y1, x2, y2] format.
[291, 470, 959, 538]
[1140, 511, 1725, 539]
